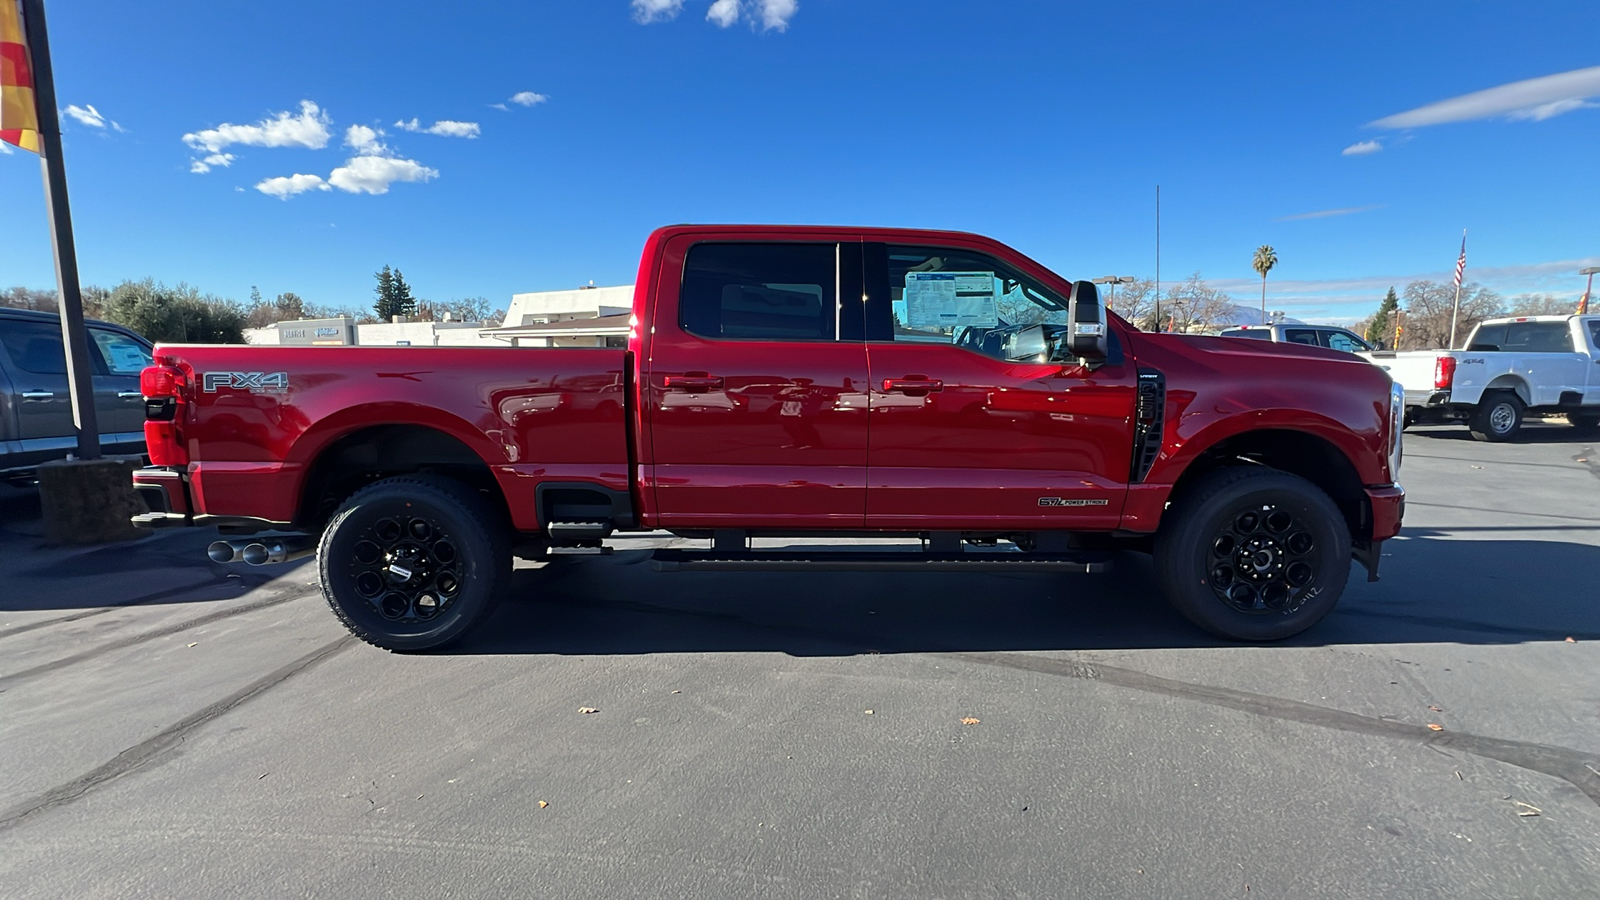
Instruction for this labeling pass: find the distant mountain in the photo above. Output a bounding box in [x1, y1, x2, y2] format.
[1211, 301, 1303, 327]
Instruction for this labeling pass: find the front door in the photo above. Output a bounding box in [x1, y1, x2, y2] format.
[862, 242, 1137, 531]
[646, 236, 870, 529]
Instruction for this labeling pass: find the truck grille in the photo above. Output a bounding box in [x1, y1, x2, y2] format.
[1131, 369, 1165, 484]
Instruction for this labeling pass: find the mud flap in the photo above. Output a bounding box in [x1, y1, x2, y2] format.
[1352, 540, 1383, 582]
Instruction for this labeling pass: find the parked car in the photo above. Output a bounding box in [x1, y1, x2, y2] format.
[1218, 323, 1374, 354]
[0, 307, 154, 482]
[1360, 315, 1600, 441]
[133, 225, 1404, 648]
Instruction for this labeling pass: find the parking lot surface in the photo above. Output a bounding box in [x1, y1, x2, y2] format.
[2, 424, 1598, 898]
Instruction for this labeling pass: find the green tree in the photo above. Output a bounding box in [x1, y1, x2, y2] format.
[1251, 245, 1278, 325]
[391, 269, 416, 319]
[1366, 287, 1399, 347]
[373, 266, 398, 320]
[103, 279, 245, 343]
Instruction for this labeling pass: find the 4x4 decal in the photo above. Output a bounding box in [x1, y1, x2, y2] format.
[203, 371, 289, 393]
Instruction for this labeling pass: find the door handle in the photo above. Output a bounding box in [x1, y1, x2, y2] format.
[118, 391, 142, 400]
[663, 374, 724, 393]
[882, 378, 943, 394]
[21, 391, 55, 401]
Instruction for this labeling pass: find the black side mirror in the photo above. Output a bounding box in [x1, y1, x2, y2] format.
[1066, 280, 1109, 362]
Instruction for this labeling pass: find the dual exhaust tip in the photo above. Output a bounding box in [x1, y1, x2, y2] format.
[208, 538, 315, 566]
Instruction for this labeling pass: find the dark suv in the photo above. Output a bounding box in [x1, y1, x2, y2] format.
[0, 308, 154, 482]
[1217, 323, 1374, 354]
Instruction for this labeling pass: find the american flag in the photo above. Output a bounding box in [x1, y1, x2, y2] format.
[1452, 234, 1467, 290]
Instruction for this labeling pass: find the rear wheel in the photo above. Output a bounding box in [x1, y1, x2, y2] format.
[1155, 468, 1350, 641]
[318, 475, 511, 651]
[1469, 391, 1523, 442]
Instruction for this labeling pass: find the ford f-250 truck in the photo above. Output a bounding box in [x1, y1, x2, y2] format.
[1361, 315, 1600, 441]
[131, 226, 1405, 649]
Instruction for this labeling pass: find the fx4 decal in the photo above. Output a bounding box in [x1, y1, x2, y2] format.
[203, 371, 289, 393]
[1039, 497, 1109, 507]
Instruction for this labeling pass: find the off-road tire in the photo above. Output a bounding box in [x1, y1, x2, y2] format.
[1469, 391, 1523, 442]
[318, 475, 511, 652]
[1155, 467, 1350, 641]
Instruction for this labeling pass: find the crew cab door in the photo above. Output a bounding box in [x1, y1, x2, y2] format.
[1583, 319, 1600, 405]
[645, 234, 870, 528]
[860, 241, 1137, 530]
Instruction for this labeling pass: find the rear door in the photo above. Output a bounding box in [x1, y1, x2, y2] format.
[645, 234, 871, 528]
[1501, 321, 1584, 406]
[87, 326, 153, 445]
[0, 317, 75, 465]
[860, 241, 1137, 530]
[1582, 319, 1600, 405]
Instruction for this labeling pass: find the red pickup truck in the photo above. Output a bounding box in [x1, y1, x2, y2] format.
[132, 225, 1405, 649]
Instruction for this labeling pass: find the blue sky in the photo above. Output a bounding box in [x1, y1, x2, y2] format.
[3, 0, 1598, 324]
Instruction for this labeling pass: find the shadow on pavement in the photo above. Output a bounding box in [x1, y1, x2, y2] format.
[1406, 422, 1597, 445]
[449, 532, 1600, 656]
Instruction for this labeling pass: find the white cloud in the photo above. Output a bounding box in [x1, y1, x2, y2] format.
[183, 100, 333, 155]
[700, 0, 797, 30]
[64, 104, 107, 128]
[394, 118, 481, 138]
[631, 0, 683, 23]
[189, 152, 236, 174]
[1275, 205, 1383, 222]
[345, 124, 386, 155]
[327, 156, 439, 195]
[1369, 65, 1600, 129]
[707, 0, 739, 27]
[1341, 140, 1382, 156]
[490, 103, 510, 111]
[756, 0, 797, 31]
[509, 91, 548, 107]
[256, 173, 331, 199]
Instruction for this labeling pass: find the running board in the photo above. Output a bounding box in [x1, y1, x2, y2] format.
[650, 549, 1112, 574]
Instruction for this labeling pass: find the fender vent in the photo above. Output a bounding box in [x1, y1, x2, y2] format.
[1131, 368, 1165, 484]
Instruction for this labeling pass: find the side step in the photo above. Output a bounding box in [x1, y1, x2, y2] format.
[650, 549, 1112, 574]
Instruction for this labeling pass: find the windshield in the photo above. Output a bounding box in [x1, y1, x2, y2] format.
[1219, 328, 1273, 341]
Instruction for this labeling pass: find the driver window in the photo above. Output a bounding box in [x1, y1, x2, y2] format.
[884, 245, 1069, 362]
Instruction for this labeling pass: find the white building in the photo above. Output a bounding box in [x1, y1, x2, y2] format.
[241, 284, 636, 348]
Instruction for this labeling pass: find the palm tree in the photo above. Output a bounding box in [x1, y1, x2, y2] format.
[1252, 245, 1278, 324]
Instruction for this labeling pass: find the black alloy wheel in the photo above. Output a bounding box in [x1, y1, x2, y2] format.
[319, 475, 510, 651]
[1155, 467, 1350, 641]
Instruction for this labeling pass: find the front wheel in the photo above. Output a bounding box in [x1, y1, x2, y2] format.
[318, 475, 511, 651]
[1155, 468, 1351, 641]
[1469, 391, 1523, 442]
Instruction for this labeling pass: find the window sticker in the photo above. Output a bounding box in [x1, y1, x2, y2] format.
[904, 271, 999, 328]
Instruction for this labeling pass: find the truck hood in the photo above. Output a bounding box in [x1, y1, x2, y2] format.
[1139, 332, 1364, 364]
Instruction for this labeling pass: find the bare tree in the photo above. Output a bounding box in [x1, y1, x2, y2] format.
[1164, 273, 1236, 333]
[1400, 280, 1504, 349]
[1102, 277, 1159, 331]
[1508, 293, 1576, 316]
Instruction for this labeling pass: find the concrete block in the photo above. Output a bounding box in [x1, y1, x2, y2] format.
[37, 458, 146, 545]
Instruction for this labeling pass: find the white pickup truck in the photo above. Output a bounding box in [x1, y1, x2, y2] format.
[1360, 315, 1600, 441]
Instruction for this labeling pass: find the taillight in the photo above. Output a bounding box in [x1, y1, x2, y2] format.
[141, 364, 189, 466]
[1434, 357, 1456, 390]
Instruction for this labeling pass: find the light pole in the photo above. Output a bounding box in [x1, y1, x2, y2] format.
[1091, 276, 1137, 312]
[1581, 266, 1599, 315]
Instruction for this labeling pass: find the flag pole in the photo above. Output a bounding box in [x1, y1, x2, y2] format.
[18, 0, 100, 460]
[1154, 185, 1161, 331]
[1448, 229, 1466, 351]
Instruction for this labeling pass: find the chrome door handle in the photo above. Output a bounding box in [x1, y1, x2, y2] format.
[118, 391, 142, 400]
[21, 390, 55, 400]
[882, 378, 943, 394]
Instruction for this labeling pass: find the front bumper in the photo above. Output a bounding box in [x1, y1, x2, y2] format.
[1366, 484, 1405, 540]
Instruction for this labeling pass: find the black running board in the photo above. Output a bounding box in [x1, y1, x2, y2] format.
[650, 549, 1111, 574]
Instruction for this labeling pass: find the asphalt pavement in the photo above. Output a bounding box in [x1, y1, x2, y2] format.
[2, 424, 1598, 899]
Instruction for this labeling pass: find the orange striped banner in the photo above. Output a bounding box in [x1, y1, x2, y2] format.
[1, 0, 40, 153]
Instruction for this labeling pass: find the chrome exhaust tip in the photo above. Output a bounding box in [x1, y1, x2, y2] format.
[207, 540, 244, 564]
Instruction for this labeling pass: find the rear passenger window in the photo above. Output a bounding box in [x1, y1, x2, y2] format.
[1284, 328, 1319, 346]
[1467, 323, 1507, 352]
[1220, 328, 1272, 341]
[1503, 322, 1573, 352]
[1589, 321, 1600, 349]
[680, 243, 838, 341]
[0, 320, 69, 374]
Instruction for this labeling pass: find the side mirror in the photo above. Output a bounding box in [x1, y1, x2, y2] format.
[1066, 280, 1109, 362]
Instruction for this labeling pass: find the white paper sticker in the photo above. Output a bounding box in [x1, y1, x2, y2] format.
[904, 271, 999, 328]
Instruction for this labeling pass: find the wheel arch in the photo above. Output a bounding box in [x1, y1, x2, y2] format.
[1166, 427, 1372, 543]
[293, 423, 512, 531]
[1482, 375, 1532, 407]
